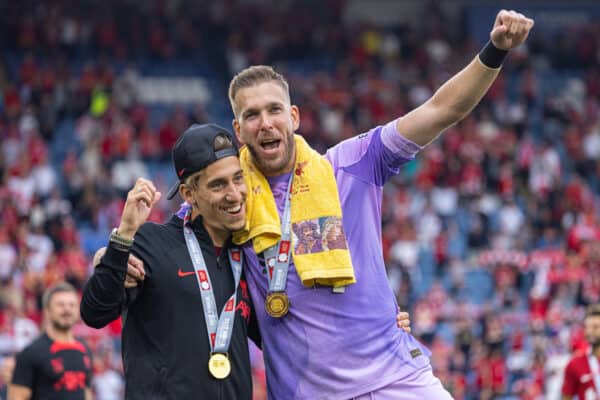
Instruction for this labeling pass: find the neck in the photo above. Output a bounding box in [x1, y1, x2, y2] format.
[46, 326, 74, 342]
[189, 210, 230, 247]
[206, 228, 229, 247]
[282, 149, 296, 175]
[593, 345, 600, 358]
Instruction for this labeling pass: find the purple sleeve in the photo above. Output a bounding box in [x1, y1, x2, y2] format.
[325, 119, 422, 186]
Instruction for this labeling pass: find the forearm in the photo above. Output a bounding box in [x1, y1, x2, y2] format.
[398, 56, 500, 146]
[80, 245, 131, 328]
[431, 57, 500, 126]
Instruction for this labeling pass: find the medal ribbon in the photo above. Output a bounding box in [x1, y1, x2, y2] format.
[263, 173, 294, 293]
[183, 210, 243, 354]
[589, 351, 600, 395]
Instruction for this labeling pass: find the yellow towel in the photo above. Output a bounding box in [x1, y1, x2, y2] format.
[233, 135, 356, 288]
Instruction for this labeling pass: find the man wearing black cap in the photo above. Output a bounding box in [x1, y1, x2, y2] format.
[80, 124, 259, 399]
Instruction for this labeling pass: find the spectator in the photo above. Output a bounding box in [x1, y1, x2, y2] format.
[8, 283, 93, 400]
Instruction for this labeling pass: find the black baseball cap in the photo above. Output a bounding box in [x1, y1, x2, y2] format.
[166, 123, 239, 199]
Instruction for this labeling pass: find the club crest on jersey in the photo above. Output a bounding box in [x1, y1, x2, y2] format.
[295, 161, 308, 176]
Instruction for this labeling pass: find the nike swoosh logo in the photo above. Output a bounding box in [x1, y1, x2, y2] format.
[178, 269, 195, 277]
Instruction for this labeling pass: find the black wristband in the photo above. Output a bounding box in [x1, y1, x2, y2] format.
[478, 41, 508, 69]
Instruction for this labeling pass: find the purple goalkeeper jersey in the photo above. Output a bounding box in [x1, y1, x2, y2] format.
[242, 120, 432, 399]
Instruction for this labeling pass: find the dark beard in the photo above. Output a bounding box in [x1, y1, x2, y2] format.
[51, 319, 74, 332]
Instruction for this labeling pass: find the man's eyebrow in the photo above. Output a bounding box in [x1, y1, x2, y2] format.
[243, 102, 284, 114]
[242, 107, 258, 116]
[207, 176, 227, 186]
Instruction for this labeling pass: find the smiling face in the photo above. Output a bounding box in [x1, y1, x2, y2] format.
[232, 81, 300, 176]
[180, 156, 247, 246]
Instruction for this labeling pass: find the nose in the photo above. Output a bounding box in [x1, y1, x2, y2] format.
[258, 111, 274, 131]
[225, 182, 245, 203]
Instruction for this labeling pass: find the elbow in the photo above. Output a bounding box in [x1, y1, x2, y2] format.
[81, 316, 108, 330]
[440, 100, 471, 126]
[449, 109, 470, 126]
[434, 108, 469, 133]
[428, 96, 470, 131]
[80, 305, 109, 329]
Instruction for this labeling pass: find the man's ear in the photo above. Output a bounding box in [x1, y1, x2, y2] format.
[232, 118, 243, 145]
[179, 184, 192, 204]
[291, 105, 300, 132]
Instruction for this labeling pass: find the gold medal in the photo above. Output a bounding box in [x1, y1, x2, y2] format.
[208, 353, 231, 379]
[265, 292, 289, 318]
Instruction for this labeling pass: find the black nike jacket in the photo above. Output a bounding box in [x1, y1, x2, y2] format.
[81, 214, 260, 400]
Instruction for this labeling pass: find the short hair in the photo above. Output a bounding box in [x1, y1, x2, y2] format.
[228, 65, 290, 117]
[42, 282, 77, 309]
[586, 304, 600, 319]
[183, 133, 235, 188]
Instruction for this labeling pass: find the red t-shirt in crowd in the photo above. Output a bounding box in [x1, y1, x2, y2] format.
[562, 353, 599, 399]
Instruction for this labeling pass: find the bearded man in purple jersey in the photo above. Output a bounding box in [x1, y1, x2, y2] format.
[225, 9, 534, 399]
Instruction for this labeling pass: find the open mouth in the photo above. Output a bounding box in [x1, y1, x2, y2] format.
[260, 139, 281, 151]
[224, 204, 243, 216]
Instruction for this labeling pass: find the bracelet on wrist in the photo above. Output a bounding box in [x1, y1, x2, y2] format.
[478, 40, 508, 69]
[109, 228, 134, 252]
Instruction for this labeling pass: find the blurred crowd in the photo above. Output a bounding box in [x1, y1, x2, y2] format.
[0, 1, 599, 399]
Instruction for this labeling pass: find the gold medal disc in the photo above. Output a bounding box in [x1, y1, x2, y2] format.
[208, 353, 231, 379]
[265, 292, 289, 318]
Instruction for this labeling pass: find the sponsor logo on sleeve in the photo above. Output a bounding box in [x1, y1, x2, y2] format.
[410, 348, 423, 358]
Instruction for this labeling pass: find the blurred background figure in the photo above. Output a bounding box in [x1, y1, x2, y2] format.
[561, 304, 600, 400]
[8, 282, 93, 400]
